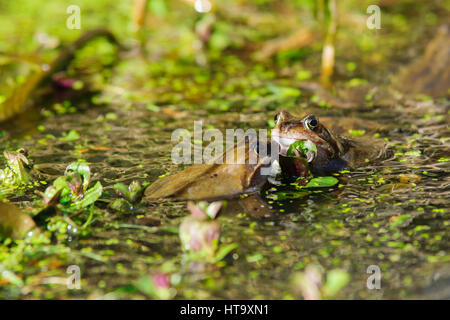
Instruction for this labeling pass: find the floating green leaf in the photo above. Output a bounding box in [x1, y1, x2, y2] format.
[59, 130, 80, 141]
[273, 190, 311, 200]
[305, 176, 339, 188]
[348, 129, 366, 136]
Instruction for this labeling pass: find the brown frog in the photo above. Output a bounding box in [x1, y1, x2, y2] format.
[145, 111, 386, 203]
[271, 110, 387, 174]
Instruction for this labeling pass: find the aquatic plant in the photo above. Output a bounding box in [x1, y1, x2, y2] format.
[0, 149, 32, 190]
[283, 140, 339, 188]
[41, 186, 63, 206]
[179, 201, 237, 263]
[114, 180, 147, 204]
[135, 272, 176, 300]
[320, 0, 338, 88]
[291, 264, 350, 300]
[110, 180, 148, 212]
[39, 160, 103, 213]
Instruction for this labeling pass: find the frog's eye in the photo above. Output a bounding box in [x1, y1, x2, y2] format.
[304, 116, 319, 131]
[274, 113, 279, 122]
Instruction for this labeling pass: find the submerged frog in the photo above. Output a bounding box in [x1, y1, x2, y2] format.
[271, 110, 387, 174]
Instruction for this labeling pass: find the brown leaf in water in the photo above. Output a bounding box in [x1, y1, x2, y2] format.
[91, 146, 110, 151]
[75, 148, 90, 153]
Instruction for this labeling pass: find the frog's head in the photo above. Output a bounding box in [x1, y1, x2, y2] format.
[271, 110, 345, 166]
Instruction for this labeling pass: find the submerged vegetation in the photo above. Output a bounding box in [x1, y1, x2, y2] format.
[0, 0, 449, 300]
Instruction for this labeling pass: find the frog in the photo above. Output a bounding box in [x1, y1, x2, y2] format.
[144, 110, 386, 205]
[271, 110, 387, 174]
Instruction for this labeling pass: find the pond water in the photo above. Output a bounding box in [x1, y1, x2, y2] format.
[1, 50, 448, 300]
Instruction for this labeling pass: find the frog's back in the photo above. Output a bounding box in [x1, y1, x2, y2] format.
[340, 136, 389, 168]
[321, 116, 389, 164]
